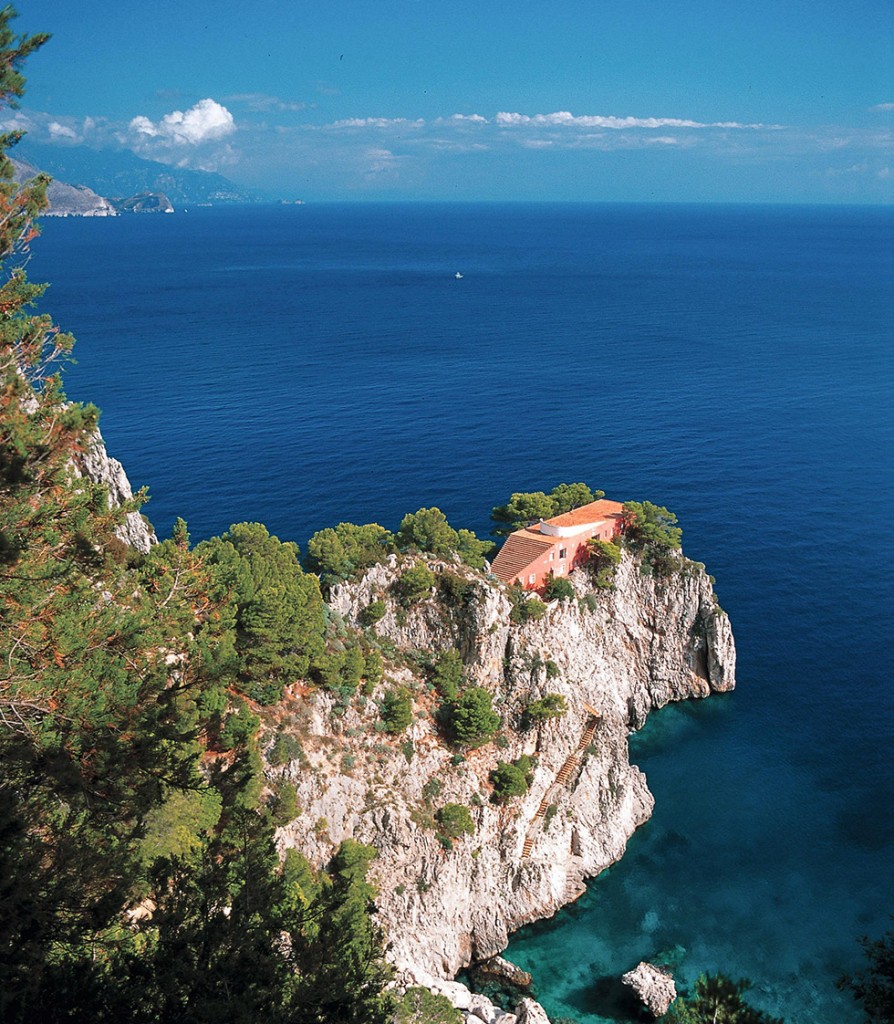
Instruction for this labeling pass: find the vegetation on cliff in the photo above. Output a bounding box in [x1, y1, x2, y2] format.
[0, 12, 394, 1022]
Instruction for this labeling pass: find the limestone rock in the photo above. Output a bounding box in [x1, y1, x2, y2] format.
[621, 961, 677, 1018]
[471, 955, 533, 992]
[12, 157, 117, 217]
[277, 550, 735, 987]
[72, 431, 156, 553]
[468, 992, 501, 1022]
[514, 997, 552, 1024]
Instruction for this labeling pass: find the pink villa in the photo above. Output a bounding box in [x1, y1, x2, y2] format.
[491, 498, 624, 593]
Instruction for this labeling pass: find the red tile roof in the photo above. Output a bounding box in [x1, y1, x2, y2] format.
[490, 531, 553, 583]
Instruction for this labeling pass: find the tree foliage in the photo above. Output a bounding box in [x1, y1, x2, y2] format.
[396, 986, 463, 1024]
[621, 500, 681, 549]
[620, 501, 683, 577]
[490, 482, 604, 536]
[448, 686, 500, 746]
[490, 755, 534, 802]
[587, 538, 622, 589]
[663, 974, 784, 1024]
[196, 522, 325, 704]
[0, 13, 396, 1021]
[381, 687, 414, 733]
[397, 506, 492, 568]
[507, 585, 547, 624]
[289, 840, 396, 1024]
[431, 648, 464, 701]
[838, 922, 894, 1024]
[435, 803, 475, 842]
[393, 560, 435, 606]
[304, 521, 395, 586]
[543, 573, 575, 601]
[524, 693, 568, 725]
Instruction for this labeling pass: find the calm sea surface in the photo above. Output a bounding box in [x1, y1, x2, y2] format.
[33, 203, 893, 1023]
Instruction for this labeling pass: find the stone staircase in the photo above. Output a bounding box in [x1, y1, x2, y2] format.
[520, 709, 601, 859]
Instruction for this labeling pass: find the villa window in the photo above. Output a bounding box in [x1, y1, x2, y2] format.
[529, 574, 536, 585]
[559, 547, 567, 559]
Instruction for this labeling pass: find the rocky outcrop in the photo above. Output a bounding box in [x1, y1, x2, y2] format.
[622, 961, 677, 1017]
[111, 192, 175, 214]
[274, 548, 734, 1001]
[12, 158, 117, 217]
[72, 431, 156, 553]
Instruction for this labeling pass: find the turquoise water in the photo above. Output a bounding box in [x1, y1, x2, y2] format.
[32, 203, 894, 1023]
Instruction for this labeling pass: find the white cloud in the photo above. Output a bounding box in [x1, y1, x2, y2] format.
[227, 93, 306, 113]
[870, 103, 894, 112]
[329, 116, 425, 130]
[129, 98, 236, 146]
[48, 121, 79, 140]
[439, 113, 488, 124]
[494, 110, 769, 129]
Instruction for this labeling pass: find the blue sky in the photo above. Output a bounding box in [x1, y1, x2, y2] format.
[8, 0, 894, 201]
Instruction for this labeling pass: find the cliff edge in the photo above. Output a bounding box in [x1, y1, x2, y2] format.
[272, 549, 735, 988]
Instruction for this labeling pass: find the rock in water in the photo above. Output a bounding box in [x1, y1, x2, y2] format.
[471, 954, 533, 993]
[621, 961, 677, 1018]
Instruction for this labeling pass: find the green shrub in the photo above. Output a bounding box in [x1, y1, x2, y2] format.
[267, 779, 300, 826]
[363, 649, 384, 688]
[380, 687, 414, 734]
[221, 701, 260, 749]
[543, 574, 575, 601]
[438, 571, 476, 607]
[545, 659, 560, 678]
[435, 803, 475, 841]
[304, 521, 396, 583]
[491, 758, 532, 802]
[449, 686, 500, 746]
[524, 693, 568, 725]
[422, 777, 444, 802]
[508, 585, 547, 624]
[267, 732, 305, 767]
[543, 803, 559, 831]
[360, 599, 387, 626]
[431, 648, 464, 701]
[587, 538, 622, 589]
[393, 561, 435, 606]
[397, 508, 492, 568]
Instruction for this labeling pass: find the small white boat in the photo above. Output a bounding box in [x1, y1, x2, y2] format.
[454, 271, 463, 279]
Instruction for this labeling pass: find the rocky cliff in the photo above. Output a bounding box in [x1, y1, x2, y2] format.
[12, 157, 118, 217]
[73, 430, 156, 553]
[271, 550, 735, 998]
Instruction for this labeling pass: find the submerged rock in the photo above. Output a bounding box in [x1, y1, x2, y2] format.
[469, 954, 533, 994]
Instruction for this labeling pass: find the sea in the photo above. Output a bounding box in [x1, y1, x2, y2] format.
[31, 202, 893, 1024]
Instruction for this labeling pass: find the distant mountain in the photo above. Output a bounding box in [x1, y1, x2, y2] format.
[11, 157, 117, 217]
[12, 140, 261, 206]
